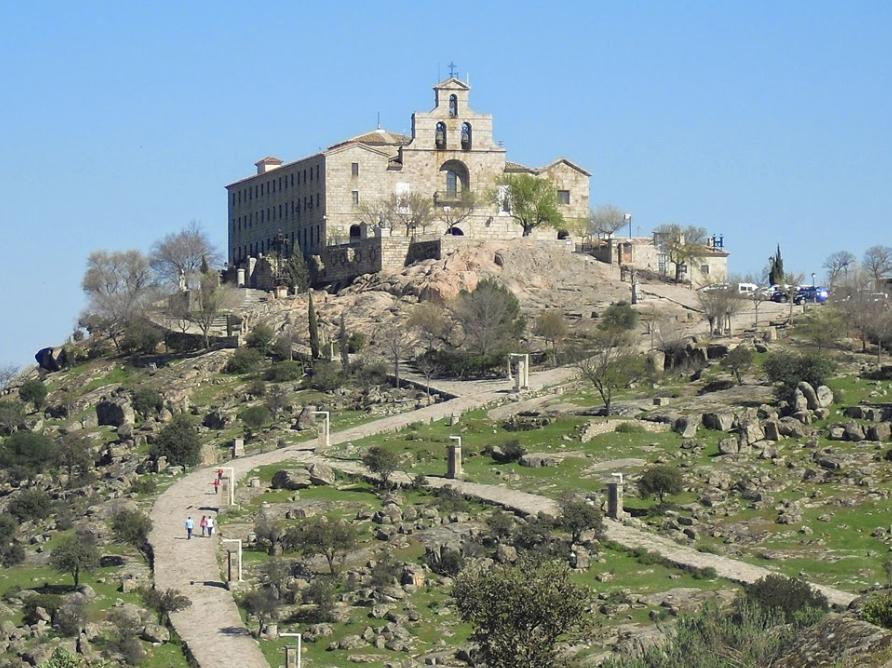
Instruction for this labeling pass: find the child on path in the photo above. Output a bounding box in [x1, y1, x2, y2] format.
[199, 515, 208, 537]
[185, 516, 194, 540]
[206, 515, 215, 537]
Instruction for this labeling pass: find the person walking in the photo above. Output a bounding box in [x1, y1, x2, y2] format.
[185, 516, 194, 540]
[199, 515, 208, 537]
[212, 477, 221, 495]
[206, 515, 215, 537]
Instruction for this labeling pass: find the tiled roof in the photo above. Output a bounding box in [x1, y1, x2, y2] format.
[504, 161, 536, 174]
[329, 129, 412, 150]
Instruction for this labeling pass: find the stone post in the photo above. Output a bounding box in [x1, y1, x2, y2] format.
[514, 359, 523, 393]
[236, 268, 246, 288]
[607, 481, 624, 520]
[447, 436, 462, 479]
[227, 551, 236, 584]
[285, 647, 299, 668]
[231, 438, 245, 458]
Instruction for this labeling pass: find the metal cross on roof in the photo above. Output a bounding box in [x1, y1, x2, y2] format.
[448, 61, 457, 78]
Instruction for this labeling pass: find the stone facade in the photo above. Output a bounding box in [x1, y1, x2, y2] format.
[225, 77, 590, 265]
[590, 235, 729, 285]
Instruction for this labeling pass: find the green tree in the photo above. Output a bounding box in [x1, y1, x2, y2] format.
[599, 301, 639, 333]
[225, 347, 264, 374]
[283, 252, 310, 292]
[7, 488, 54, 521]
[121, 318, 164, 356]
[453, 557, 592, 668]
[131, 386, 163, 420]
[284, 517, 357, 575]
[453, 278, 525, 357]
[534, 311, 568, 366]
[0, 431, 58, 481]
[152, 413, 201, 466]
[239, 404, 272, 439]
[57, 431, 93, 485]
[576, 330, 647, 417]
[242, 587, 280, 637]
[495, 174, 564, 236]
[308, 291, 320, 359]
[50, 530, 100, 588]
[763, 352, 835, 400]
[141, 587, 192, 625]
[720, 345, 754, 385]
[558, 495, 603, 544]
[637, 464, 684, 505]
[19, 379, 47, 410]
[362, 446, 401, 490]
[246, 322, 275, 355]
[111, 507, 153, 556]
[768, 244, 785, 286]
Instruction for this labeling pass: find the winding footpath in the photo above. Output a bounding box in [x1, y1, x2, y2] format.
[148, 365, 855, 667]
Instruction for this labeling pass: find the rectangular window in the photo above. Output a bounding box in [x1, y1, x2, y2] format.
[278, 204, 282, 218]
[701, 264, 710, 275]
[352, 190, 359, 205]
[558, 190, 570, 205]
[351, 162, 359, 177]
[316, 193, 320, 207]
[309, 168, 313, 182]
[278, 177, 282, 190]
[316, 165, 320, 180]
[290, 174, 294, 187]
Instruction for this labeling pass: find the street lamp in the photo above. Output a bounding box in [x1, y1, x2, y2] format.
[624, 213, 632, 239]
[811, 272, 816, 287]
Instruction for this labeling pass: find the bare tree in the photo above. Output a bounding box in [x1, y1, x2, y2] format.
[863, 245, 892, 290]
[437, 191, 476, 234]
[835, 268, 873, 351]
[150, 222, 221, 290]
[588, 205, 627, 239]
[0, 365, 18, 392]
[577, 329, 646, 417]
[868, 300, 892, 362]
[81, 250, 156, 349]
[356, 198, 393, 231]
[380, 317, 415, 389]
[193, 270, 239, 348]
[696, 287, 743, 336]
[823, 250, 856, 289]
[653, 224, 709, 282]
[390, 193, 435, 237]
[452, 279, 525, 358]
[408, 302, 450, 353]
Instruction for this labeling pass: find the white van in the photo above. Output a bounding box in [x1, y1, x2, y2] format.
[737, 283, 758, 295]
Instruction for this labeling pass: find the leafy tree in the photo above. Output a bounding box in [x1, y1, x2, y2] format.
[495, 173, 564, 237]
[823, 250, 856, 288]
[653, 224, 709, 282]
[284, 517, 357, 575]
[152, 413, 201, 466]
[768, 244, 785, 286]
[637, 464, 684, 505]
[861, 592, 892, 629]
[111, 507, 153, 555]
[283, 252, 310, 292]
[149, 221, 220, 290]
[863, 245, 892, 289]
[7, 488, 54, 521]
[0, 431, 58, 482]
[453, 278, 525, 357]
[258, 558, 294, 600]
[246, 322, 275, 355]
[225, 347, 264, 374]
[534, 311, 568, 365]
[745, 574, 828, 623]
[763, 352, 835, 400]
[308, 361, 343, 392]
[141, 587, 192, 625]
[599, 301, 639, 333]
[121, 318, 164, 356]
[308, 291, 320, 359]
[265, 360, 303, 382]
[577, 330, 647, 417]
[131, 386, 163, 420]
[50, 530, 100, 588]
[81, 249, 155, 349]
[720, 346, 753, 385]
[19, 379, 48, 410]
[239, 404, 272, 439]
[588, 204, 628, 238]
[362, 446, 400, 489]
[453, 557, 592, 668]
[57, 431, 94, 485]
[558, 495, 603, 544]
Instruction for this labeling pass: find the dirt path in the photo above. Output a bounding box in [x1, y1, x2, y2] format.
[148, 359, 853, 667]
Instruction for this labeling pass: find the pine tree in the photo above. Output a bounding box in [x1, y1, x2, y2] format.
[308, 291, 320, 359]
[338, 314, 349, 374]
[769, 245, 785, 286]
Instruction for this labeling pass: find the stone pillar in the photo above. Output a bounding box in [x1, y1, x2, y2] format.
[447, 443, 462, 479]
[507, 357, 513, 381]
[236, 268, 246, 288]
[285, 647, 299, 668]
[607, 482, 624, 520]
[514, 360, 523, 393]
[227, 551, 236, 584]
[232, 438, 245, 458]
[523, 355, 530, 388]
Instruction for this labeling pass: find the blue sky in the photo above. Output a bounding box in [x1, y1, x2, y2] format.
[1, 2, 890, 367]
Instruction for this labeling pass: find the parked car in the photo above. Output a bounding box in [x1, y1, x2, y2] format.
[794, 286, 829, 305]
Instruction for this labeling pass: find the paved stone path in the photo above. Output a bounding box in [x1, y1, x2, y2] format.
[148, 360, 854, 668]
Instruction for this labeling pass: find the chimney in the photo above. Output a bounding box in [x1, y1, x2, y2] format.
[254, 156, 284, 175]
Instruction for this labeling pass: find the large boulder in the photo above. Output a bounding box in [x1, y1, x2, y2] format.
[815, 385, 834, 408]
[519, 453, 561, 468]
[673, 416, 700, 439]
[737, 419, 765, 446]
[202, 409, 229, 430]
[96, 396, 135, 427]
[718, 437, 740, 455]
[797, 382, 819, 410]
[293, 405, 318, 431]
[271, 469, 311, 490]
[34, 346, 67, 372]
[703, 412, 735, 432]
[867, 422, 892, 442]
[843, 422, 866, 442]
[141, 623, 170, 644]
[762, 420, 781, 442]
[792, 389, 809, 413]
[308, 463, 336, 485]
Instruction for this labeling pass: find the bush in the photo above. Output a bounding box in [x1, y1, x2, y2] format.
[308, 361, 344, 392]
[117, 636, 146, 666]
[351, 359, 388, 390]
[265, 361, 304, 382]
[19, 379, 48, 409]
[55, 595, 88, 636]
[420, 349, 504, 379]
[0, 399, 25, 435]
[347, 332, 366, 353]
[425, 547, 465, 576]
[599, 301, 639, 332]
[861, 592, 892, 628]
[745, 574, 828, 623]
[302, 577, 337, 622]
[764, 352, 835, 400]
[246, 379, 267, 397]
[111, 507, 153, 553]
[8, 489, 54, 522]
[239, 405, 272, 438]
[128, 477, 157, 495]
[246, 323, 275, 355]
[493, 439, 526, 463]
[121, 319, 163, 356]
[433, 485, 470, 514]
[151, 413, 201, 466]
[614, 422, 646, 434]
[0, 430, 58, 481]
[131, 387, 163, 420]
[23, 593, 62, 625]
[225, 347, 264, 374]
[370, 553, 402, 588]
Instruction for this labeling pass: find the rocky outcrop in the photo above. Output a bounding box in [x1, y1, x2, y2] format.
[35, 346, 67, 372]
[96, 394, 135, 427]
[775, 613, 892, 667]
[271, 469, 311, 490]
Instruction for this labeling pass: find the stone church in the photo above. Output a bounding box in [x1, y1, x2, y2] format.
[225, 77, 590, 266]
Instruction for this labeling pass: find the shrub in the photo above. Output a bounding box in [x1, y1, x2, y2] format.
[0, 399, 25, 435]
[885, 448, 892, 463]
[425, 547, 465, 576]
[861, 592, 892, 628]
[308, 361, 344, 392]
[128, 477, 157, 495]
[370, 552, 402, 588]
[0, 431, 59, 482]
[121, 319, 163, 356]
[246, 323, 275, 355]
[111, 507, 153, 554]
[239, 404, 272, 438]
[8, 488, 54, 521]
[55, 595, 88, 636]
[225, 347, 264, 374]
[351, 359, 388, 390]
[486, 510, 515, 540]
[131, 387, 163, 420]
[348, 332, 366, 353]
[764, 352, 835, 400]
[246, 379, 267, 397]
[558, 495, 603, 543]
[19, 379, 48, 409]
[265, 361, 304, 382]
[151, 413, 201, 467]
[599, 301, 639, 332]
[117, 636, 146, 666]
[745, 574, 828, 623]
[302, 577, 337, 622]
[23, 593, 62, 625]
[433, 485, 469, 514]
[614, 422, 646, 434]
[494, 439, 526, 463]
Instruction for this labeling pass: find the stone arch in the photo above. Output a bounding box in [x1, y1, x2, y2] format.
[461, 122, 472, 150]
[439, 159, 469, 195]
[448, 226, 465, 236]
[449, 94, 458, 117]
[349, 224, 361, 242]
[435, 121, 447, 149]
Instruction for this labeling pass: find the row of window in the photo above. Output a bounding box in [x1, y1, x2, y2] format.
[234, 225, 323, 261]
[231, 164, 322, 207]
[232, 194, 321, 232]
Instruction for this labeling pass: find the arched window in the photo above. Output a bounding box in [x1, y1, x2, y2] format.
[349, 224, 361, 242]
[449, 94, 458, 117]
[461, 122, 472, 150]
[435, 122, 447, 149]
[439, 160, 469, 196]
[448, 226, 464, 236]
